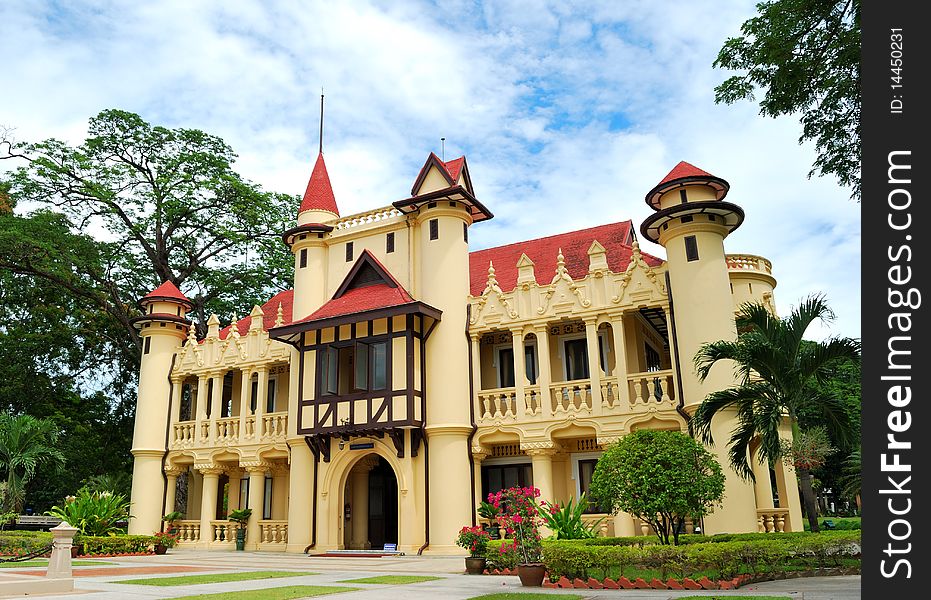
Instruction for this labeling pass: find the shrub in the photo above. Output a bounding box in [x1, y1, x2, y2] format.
[0, 530, 53, 556]
[489, 487, 543, 564]
[538, 493, 603, 540]
[456, 525, 490, 557]
[77, 534, 157, 555]
[485, 539, 519, 570]
[47, 488, 131, 536]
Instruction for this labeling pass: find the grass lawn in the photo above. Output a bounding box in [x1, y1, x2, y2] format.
[469, 595, 582, 600]
[337, 575, 443, 584]
[120, 571, 316, 586]
[171, 586, 359, 600]
[0, 560, 116, 569]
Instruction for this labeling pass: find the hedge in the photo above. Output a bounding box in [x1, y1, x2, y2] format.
[76, 534, 157, 555]
[0, 531, 53, 556]
[486, 531, 861, 581]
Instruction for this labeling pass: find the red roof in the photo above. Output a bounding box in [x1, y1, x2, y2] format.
[299, 153, 339, 216]
[468, 221, 663, 296]
[219, 289, 294, 339]
[656, 161, 716, 187]
[411, 152, 468, 194]
[443, 156, 464, 181]
[299, 283, 415, 323]
[142, 280, 191, 305]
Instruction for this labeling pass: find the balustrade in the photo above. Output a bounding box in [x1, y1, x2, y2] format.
[756, 509, 789, 533]
[172, 422, 197, 447]
[261, 412, 288, 439]
[478, 388, 518, 419]
[258, 520, 289, 544]
[726, 253, 773, 274]
[332, 206, 404, 230]
[175, 520, 201, 544]
[626, 370, 675, 407]
[215, 418, 240, 443]
[550, 380, 592, 413]
[210, 520, 238, 543]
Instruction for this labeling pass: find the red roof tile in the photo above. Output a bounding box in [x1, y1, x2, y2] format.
[299, 153, 339, 216]
[299, 283, 415, 323]
[142, 281, 191, 305]
[219, 289, 294, 339]
[468, 221, 663, 296]
[410, 152, 470, 195]
[443, 156, 465, 182]
[656, 161, 716, 187]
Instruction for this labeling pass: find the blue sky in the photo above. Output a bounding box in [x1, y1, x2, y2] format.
[0, 0, 860, 340]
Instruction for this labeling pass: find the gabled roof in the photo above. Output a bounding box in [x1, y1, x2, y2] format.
[299, 152, 339, 216]
[140, 280, 193, 308]
[218, 289, 294, 339]
[468, 221, 663, 296]
[410, 152, 473, 196]
[645, 160, 729, 208]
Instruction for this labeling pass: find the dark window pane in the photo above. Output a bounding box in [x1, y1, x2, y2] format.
[346, 242, 354, 262]
[429, 219, 438, 240]
[524, 345, 537, 385]
[372, 342, 387, 390]
[684, 235, 699, 262]
[300, 248, 307, 268]
[355, 342, 369, 391]
[263, 477, 273, 519]
[266, 379, 277, 413]
[565, 339, 589, 380]
[386, 232, 395, 253]
[498, 348, 515, 388]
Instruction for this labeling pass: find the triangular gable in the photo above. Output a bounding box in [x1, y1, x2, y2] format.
[411, 152, 455, 196]
[332, 249, 401, 299]
[410, 153, 474, 196]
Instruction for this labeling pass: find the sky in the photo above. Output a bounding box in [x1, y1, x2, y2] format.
[0, 0, 860, 340]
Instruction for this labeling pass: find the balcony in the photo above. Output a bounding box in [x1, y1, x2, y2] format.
[170, 411, 288, 450]
[475, 370, 677, 426]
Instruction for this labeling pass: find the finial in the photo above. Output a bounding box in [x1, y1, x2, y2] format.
[230, 314, 240, 339]
[441, 137, 446, 161]
[487, 260, 496, 281]
[187, 321, 197, 343]
[557, 248, 566, 269]
[274, 302, 284, 327]
[249, 305, 265, 332]
[319, 89, 325, 155]
[631, 239, 641, 255]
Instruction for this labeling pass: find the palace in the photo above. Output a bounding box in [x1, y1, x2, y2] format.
[127, 150, 803, 553]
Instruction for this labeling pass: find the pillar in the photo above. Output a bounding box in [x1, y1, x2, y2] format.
[255, 366, 268, 439]
[195, 375, 208, 442]
[584, 318, 603, 415]
[510, 328, 526, 418]
[170, 377, 183, 425]
[526, 448, 556, 504]
[198, 467, 222, 546]
[775, 419, 804, 531]
[286, 441, 314, 553]
[750, 444, 775, 510]
[208, 371, 223, 443]
[164, 469, 182, 516]
[246, 465, 268, 549]
[610, 313, 629, 398]
[272, 468, 288, 520]
[472, 450, 489, 515]
[239, 369, 252, 439]
[534, 325, 552, 409]
[227, 470, 242, 512]
[425, 426, 473, 554]
[47, 522, 78, 580]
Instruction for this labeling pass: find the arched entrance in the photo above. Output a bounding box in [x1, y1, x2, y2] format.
[343, 454, 398, 550]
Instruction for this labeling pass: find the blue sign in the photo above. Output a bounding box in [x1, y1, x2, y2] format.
[349, 442, 375, 450]
[383, 543, 397, 552]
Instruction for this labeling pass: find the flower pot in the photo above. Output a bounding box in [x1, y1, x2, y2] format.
[517, 563, 546, 587]
[465, 556, 486, 575]
[154, 544, 168, 555]
[235, 527, 246, 551]
[487, 525, 500, 540]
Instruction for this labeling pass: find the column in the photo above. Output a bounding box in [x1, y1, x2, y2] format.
[510, 328, 526, 419]
[227, 470, 242, 512]
[610, 313, 628, 402]
[239, 369, 252, 439]
[584, 319, 603, 415]
[246, 465, 268, 549]
[170, 377, 183, 425]
[526, 447, 556, 504]
[271, 468, 288, 520]
[164, 469, 182, 516]
[255, 366, 269, 440]
[195, 375, 208, 442]
[613, 511, 637, 537]
[187, 469, 202, 520]
[208, 371, 223, 443]
[470, 334, 482, 420]
[472, 450, 489, 514]
[198, 467, 222, 547]
[534, 325, 552, 414]
[751, 445, 775, 510]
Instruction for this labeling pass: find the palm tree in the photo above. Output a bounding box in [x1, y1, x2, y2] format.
[0, 412, 66, 513]
[691, 295, 860, 533]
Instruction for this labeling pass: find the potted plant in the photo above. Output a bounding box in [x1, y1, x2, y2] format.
[152, 531, 178, 554]
[456, 525, 491, 574]
[491, 487, 545, 586]
[478, 500, 501, 539]
[162, 510, 183, 533]
[227, 508, 252, 551]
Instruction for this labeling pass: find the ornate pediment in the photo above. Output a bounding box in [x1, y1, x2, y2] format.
[470, 261, 518, 325]
[612, 241, 666, 305]
[538, 248, 590, 314]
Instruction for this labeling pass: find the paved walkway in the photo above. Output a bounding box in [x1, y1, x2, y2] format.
[1, 550, 861, 600]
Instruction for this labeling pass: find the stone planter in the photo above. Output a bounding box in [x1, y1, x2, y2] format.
[465, 556, 487, 575]
[517, 563, 546, 587]
[235, 527, 246, 551]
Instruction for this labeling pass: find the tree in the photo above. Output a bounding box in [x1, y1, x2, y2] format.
[0, 412, 66, 513]
[589, 430, 725, 545]
[0, 109, 295, 352]
[713, 0, 861, 199]
[691, 295, 860, 532]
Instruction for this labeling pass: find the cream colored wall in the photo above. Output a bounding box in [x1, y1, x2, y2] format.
[417, 165, 454, 195]
[657, 183, 717, 211]
[324, 226, 412, 296]
[729, 273, 776, 310]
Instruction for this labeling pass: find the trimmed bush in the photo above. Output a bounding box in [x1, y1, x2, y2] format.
[0, 530, 53, 556]
[77, 534, 157, 555]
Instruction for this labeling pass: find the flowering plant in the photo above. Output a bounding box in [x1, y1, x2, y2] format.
[152, 530, 179, 548]
[456, 525, 491, 557]
[489, 486, 543, 564]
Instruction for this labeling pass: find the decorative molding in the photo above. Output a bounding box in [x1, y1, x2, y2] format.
[612, 240, 665, 304]
[538, 248, 591, 313]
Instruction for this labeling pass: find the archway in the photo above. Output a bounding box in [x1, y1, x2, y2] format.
[343, 454, 398, 550]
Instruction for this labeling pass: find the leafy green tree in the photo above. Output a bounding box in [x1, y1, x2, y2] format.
[713, 0, 861, 199]
[0, 412, 66, 512]
[589, 430, 725, 545]
[0, 109, 295, 350]
[692, 295, 860, 532]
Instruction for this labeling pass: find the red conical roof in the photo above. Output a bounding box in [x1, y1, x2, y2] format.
[299, 153, 339, 216]
[141, 280, 193, 307]
[656, 161, 716, 187]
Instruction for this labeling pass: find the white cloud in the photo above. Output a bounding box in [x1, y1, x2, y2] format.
[0, 0, 860, 339]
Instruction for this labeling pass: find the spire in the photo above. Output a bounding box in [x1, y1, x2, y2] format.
[141, 280, 192, 307]
[298, 152, 339, 217]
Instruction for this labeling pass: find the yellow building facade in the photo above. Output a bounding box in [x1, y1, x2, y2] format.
[127, 152, 803, 553]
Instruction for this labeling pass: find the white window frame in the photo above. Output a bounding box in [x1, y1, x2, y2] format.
[570, 451, 603, 503]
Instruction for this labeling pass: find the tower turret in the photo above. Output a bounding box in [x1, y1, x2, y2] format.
[284, 152, 339, 321]
[128, 281, 192, 534]
[640, 161, 757, 533]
